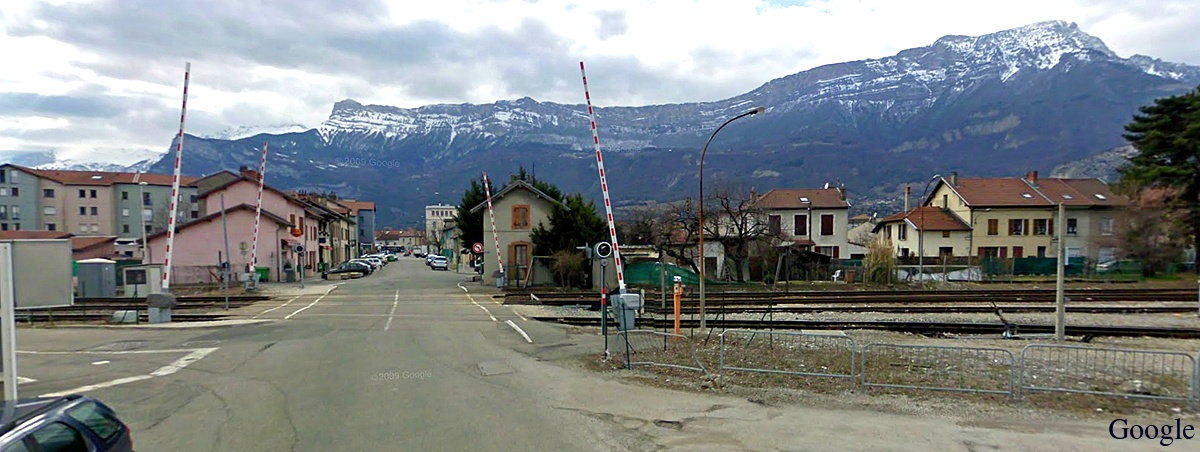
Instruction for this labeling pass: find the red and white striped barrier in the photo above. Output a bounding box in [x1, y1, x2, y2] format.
[482, 172, 505, 277]
[579, 61, 626, 293]
[249, 142, 268, 278]
[162, 62, 190, 291]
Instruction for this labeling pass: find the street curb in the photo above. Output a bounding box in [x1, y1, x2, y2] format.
[40, 319, 277, 330]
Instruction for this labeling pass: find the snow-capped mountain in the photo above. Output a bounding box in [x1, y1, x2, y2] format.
[0, 149, 158, 172]
[151, 20, 1200, 226]
[208, 124, 310, 141]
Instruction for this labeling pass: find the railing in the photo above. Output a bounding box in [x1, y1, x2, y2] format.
[860, 343, 1015, 398]
[718, 329, 858, 390]
[1018, 344, 1197, 410]
[614, 330, 706, 374]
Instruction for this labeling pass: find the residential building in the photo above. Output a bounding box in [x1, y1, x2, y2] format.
[751, 187, 851, 259]
[0, 231, 118, 261]
[376, 228, 421, 252]
[922, 171, 1128, 261]
[0, 165, 41, 232]
[342, 200, 376, 254]
[469, 180, 564, 286]
[425, 204, 455, 254]
[294, 191, 358, 267]
[872, 206, 973, 258]
[147, 169, 321, 284]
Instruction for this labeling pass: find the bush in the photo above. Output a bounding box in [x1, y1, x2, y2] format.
[863, 234, 897, 284]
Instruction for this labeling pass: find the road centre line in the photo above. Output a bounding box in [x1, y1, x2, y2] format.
[384, 288, 400, 331]
[284, 286, 338, 320]
[505, 320, 533, 343]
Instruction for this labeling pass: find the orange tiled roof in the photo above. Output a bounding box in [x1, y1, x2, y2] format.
[752, 188, 849, 209]
[874, 206, 971, 232]
[0, 231, 71, 240]
[935, 174, 1126, 208]
[20, 166, 198, 187]
[71, 236, 117, 250]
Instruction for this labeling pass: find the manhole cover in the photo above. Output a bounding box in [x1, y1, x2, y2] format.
[478, 360, 515, 376]
[87, 340, 149, 351]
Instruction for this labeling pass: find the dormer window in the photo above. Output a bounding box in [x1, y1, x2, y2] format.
[1021, 193, 1033, 199]
[799, 197, 810, 203]
[1095, 194, 1107, 200]
[1062, 194, 1073, 200]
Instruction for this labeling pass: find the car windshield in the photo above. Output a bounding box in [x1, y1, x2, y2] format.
[7, 3, 1200, 451]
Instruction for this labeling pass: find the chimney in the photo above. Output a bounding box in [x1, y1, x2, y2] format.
[949, 172, 958, 187]
[750, 188, 757, 203]
[239, 166, 261, 181]
[838, 186, 846, 201]
[904, 184, 911, 213]
[1025, 170, 1038, 185]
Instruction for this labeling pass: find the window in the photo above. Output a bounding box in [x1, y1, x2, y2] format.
[46, 223, 56, 231]
[942, 194, 949, 208]
[0, 188, 5, 197]
[122, 191, 128, 200]
[79, 223, 86, 232]
[884, 225, 892, 239]
[816, 246, 840, 258]
[898, 223, 908, 240]
[1009, 219, 1026, 236]
[90, 206, 98, 216]
[9, 187, 16, 197]
[142, 209, 153, 221]
[43, 189, 55, 198]
[1037, 246, 1047, 258]
[0, 206, 6, 220]
[121, 208, 129, 217]
[1013, 246, 1024, 258]
[89, 189, 96, 198]
[189, 194, 197, 202]
[30, 421, 89, 452]
[122, 224, 130, 233]
[8, 171, 14, 183]
[793, 214, 807, 236]
[10, 206, 18, 220]
[1066, 218, 1078, 235]
[191, 210, 198, 219]
[1100, 218, 1114, 236]
[768, 215, 781, 235]
[0, 171, 4, 183]
[512, 205, 530, 229]
[67, 401, 124, 441]
[145, 224, 152, 233]
[78, 207, 86, 216]
[12, 223, 18, 231]
[0, 224, 6, 231]
[942, 231, 951, 238]
[79, 189, 86, 198]
[987, 219, 998, 236]
[820, 214, 834, 236]
[90, 224, 99, 233]
[938, 247, 953, 257]
[1033, 219, 1052, 236]
[143, 192, 152, 206]
[511, 242, 531, 271]
[289, 214, 296, 226]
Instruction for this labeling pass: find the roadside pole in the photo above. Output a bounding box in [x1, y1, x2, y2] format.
[221, 192, 231, 310]
[1, 244, 17, 401]
[1055, 202, 1066, 341]
[601, 258, 608, 359]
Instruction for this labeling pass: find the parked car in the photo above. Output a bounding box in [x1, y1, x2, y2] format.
[322, 262, 370, 279]
[348, 259, 377, 274]
[385, 254, 397, 262]
[429, 255, 449, 271]
[0, 394, 133, 452]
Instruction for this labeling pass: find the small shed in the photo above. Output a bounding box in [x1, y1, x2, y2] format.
[77, 258, 117, 298]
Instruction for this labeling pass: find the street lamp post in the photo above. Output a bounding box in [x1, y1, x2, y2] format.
[917, 174, 942, 284]
[138, 182, 149, 263]
[698, 106, 765, 330]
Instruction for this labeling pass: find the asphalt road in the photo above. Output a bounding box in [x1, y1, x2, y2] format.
[11, 258, 1187, 451]
[15, 258, 643, 451]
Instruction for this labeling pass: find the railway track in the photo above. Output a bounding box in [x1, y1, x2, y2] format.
[642, 304, 1200, 315]
[11, 295, 273, 323]
[533, 316, 1200, 339]
[518, 288, 1198, 306]
[13, 312, 233, 323]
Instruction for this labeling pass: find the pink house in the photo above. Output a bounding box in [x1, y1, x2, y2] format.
[147, 171, 322, 285]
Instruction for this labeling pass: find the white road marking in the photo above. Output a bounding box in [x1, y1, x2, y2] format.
[150, 348, 218, 377]
[37, 348, 219, 398]
[284, 286, 337, 320]
[17, 377, 36, 384]
[254, 295, 300, 318]
[384, 288, 399, 331]
[91, 361, 110, 365]
[458, 282, 497, 322]
[505, 320, 533, 343]
[510, 309, 528, 322]
[19, 349, 206, 355]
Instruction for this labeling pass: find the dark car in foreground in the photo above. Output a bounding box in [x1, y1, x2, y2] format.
[0, 394, 133, 451]
[322, 261, 371, 279]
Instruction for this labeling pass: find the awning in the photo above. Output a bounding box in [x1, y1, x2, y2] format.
[321, 245, 333, 250]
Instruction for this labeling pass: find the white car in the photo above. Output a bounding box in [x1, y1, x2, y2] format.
[429, 255, 449, 271]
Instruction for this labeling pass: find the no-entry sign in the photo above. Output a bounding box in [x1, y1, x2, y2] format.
[472, 242, 484, 254]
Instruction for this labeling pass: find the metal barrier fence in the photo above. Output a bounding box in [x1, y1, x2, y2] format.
[1018, 344, 1198, 410]
[718, 329, 858, 390]
[615, 330, 707, 374]
[859, 344, 1015, 398]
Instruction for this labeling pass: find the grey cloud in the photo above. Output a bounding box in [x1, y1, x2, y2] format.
[594, 10, 628, 40]
[0, 93, 127, 118]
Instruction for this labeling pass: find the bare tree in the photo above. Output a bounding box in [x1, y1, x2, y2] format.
[617, 200, 703, 274]
[704, 183, 772, 282]
[1098, 186, 1188, 276]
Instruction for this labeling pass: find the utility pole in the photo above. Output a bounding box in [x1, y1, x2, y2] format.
[221, 193, 231, 310]
[1055, 202, 1066, 341]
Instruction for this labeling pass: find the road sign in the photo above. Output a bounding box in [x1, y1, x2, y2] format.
[293, 244, 305, 253]
[594, 242, 612, 258]
[472, 242, 484, 254]
[291, 228, 303, 238]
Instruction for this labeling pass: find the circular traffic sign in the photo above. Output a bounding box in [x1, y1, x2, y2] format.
[293, 244, 305, 253]
[291, 228, 303, 237]
[594, 242, 612, 258]
[472, 242, 484, 254]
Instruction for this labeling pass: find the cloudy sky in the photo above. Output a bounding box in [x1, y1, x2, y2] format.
[2, 0, 1197, 164]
